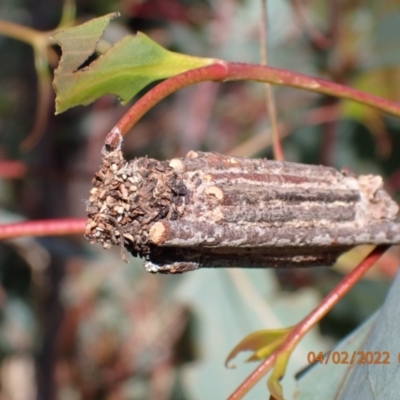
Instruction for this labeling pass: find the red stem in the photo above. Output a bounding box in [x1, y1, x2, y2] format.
[226, 63, 400, 115]
[0, 218, 86, 239]
[227, 245, 390, 400]
[106, 62, 400, 144]
[0, 161, 27, 178]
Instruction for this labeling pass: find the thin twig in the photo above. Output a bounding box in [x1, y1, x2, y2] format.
[0, 161, 27, 178]
[227, 104, 339, 158]
[259, 0, 283, 161]
[0, 219, 86, 239]
[318, 0, 340, 166]
[20, 47, 53, 151]
[0, 12, 70, 152]
[227, 245, 390, 399]
[56, 0, 76, 30]
[0, 19, 44, 46]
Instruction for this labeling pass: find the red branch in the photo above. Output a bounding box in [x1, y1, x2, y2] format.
[0, 161, 27, 179]
[0, 218, 86, 239]
[106, 62, 400, 143]
[227, 245, 390, 400]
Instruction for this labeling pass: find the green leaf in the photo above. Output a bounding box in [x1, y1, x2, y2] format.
[52, 13, 216, 114]
[225, 327, 292, 368]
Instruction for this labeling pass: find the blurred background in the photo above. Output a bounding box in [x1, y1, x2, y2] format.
[0, 0, 400, 399]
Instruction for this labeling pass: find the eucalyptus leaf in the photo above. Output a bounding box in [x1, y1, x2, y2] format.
[52, 13, 215, 113]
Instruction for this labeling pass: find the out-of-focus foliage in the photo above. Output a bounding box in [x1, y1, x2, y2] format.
[0, 0, 399, 399]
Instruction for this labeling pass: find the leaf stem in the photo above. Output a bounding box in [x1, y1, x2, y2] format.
[108, 62, 400, 142]
[227, 245, 390, 400]
[57, 0, 76, 30]
[225, 63, 400, 116]
[0, 219, 86, 239]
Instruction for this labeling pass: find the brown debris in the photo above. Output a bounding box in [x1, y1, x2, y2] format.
[85, 147, 400, 274]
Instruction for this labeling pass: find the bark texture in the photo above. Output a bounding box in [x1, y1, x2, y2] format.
[85, 147, 400, 273]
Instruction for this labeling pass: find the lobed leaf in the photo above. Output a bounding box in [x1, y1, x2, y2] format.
[52, 13, 216, 113]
